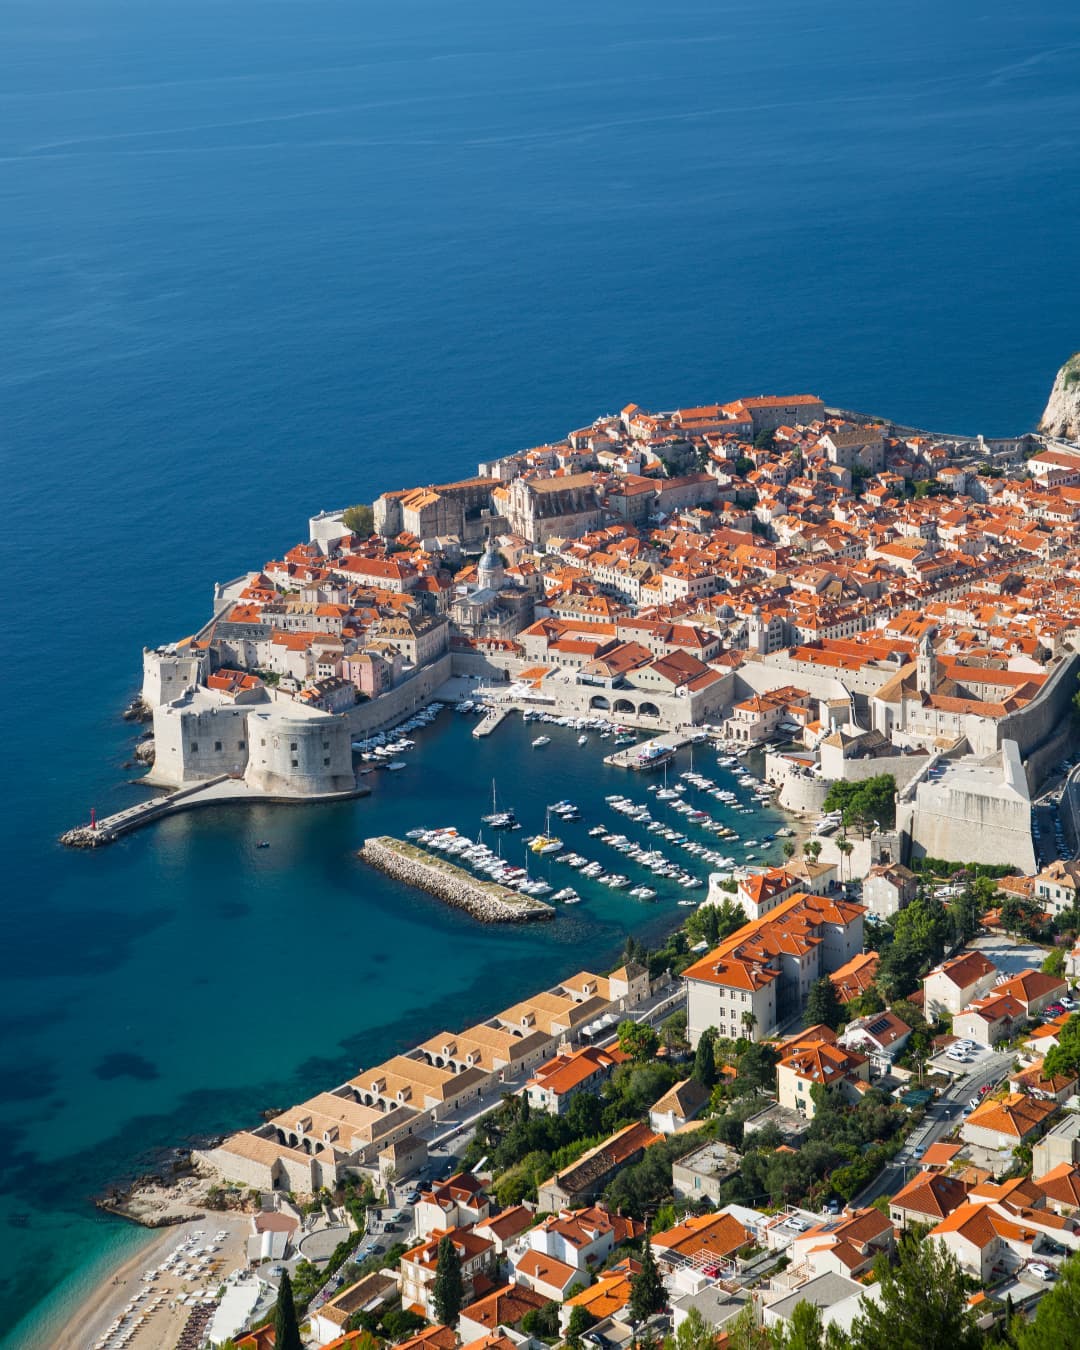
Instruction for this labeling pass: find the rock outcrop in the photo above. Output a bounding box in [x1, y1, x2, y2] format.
[1040, 353, 1080, 441]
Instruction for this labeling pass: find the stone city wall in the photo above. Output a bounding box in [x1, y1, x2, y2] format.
[346, 654, 454, 735]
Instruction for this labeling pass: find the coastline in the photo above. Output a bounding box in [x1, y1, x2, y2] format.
[35, 730, 797, 1344]
[45, 1214, 252, 1350]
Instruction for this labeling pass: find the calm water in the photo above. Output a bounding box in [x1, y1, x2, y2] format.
[2, 0, 1079, 1342]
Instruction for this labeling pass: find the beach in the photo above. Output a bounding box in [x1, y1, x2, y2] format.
[58, 1214, 252, 1350]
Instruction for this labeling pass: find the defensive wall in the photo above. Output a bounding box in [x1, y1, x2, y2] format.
[898, 740, 1037, 874]
[998, 649, 1080, 783]
[346, 654, 454, 735]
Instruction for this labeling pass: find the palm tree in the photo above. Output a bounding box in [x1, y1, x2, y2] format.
[803, 838, 822, 863]
[837, 838, 854, 886]
[741, 1009, 758, 1040]
[782, 841, 796, 862]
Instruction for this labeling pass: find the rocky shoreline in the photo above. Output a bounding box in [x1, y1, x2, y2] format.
[360, 835, 555, 922]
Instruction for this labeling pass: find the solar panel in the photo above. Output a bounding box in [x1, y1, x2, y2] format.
[867, 1016, 891, 1035]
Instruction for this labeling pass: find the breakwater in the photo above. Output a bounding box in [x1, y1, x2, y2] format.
[360, 835, 555, 922]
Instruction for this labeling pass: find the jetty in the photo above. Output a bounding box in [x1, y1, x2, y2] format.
[603, 731, 695, 770]
[473, 706, 511, 738]
[60, 776, 369, 848]
[360, 836, 555, 922]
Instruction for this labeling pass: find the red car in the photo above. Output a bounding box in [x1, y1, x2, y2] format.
[979, 1084, 992, 1096]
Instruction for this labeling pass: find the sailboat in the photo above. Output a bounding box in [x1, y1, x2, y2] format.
[482, 778, 516, 829]
[530, 807, 564, 855]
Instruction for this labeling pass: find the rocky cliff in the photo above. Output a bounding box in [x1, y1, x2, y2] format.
[1040, 352, 1080, 440]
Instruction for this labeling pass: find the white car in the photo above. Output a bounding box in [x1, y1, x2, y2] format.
[1028, 1263, 1056, 1282]
[783, 1217, 811, 1232]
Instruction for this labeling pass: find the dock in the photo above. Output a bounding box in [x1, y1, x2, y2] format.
[360, 836, 555, 922]
[603, 731, 695, 770]
[473, 706, 512, 738]
[60, 776, 369, 848]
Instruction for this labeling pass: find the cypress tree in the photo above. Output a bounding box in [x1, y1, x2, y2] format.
[273, 1270, 303, 1350]
[693, 1027, 717, 1089]
[628, 1238, 666, 1323]
[432, 1234, 464, 1327]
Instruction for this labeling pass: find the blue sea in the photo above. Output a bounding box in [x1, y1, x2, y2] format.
[2, 0, 1079, 1342]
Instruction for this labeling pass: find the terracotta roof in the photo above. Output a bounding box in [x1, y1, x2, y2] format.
[890, 1170, 970, 1220]
[964, 1092, 1057, 1139]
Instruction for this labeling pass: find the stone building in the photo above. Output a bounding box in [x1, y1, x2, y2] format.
[506, 473, 602, 547]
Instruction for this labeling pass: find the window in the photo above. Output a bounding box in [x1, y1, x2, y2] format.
[323, 757, 330, 766]
[190, 742, 199, 752]
[214, 741, 222, 752]
[290, 741, 297, 751]
[292, 759, 299, 768]
[323, 739, 330, 749]
[238, 740, 246, 750]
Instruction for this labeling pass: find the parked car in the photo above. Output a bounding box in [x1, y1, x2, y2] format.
[1028, 1263, 1057, 1282]
[1045, 1003, 1066, 1017]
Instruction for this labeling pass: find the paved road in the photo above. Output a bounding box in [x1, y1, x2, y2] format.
[854, 1050, 1013, 1207]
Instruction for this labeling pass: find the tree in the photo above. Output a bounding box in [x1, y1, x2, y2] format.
[804, 977, 843, 1031]
[342, 503, 375, 536]
[849, 1232, 980, 1350]
[725, 1303, 772, 1349]
[521, 1301, 561, 1338]
[273, 1271, 303, 1350]
[741, 1008, 758, 1039]
[1014, 1247, 1080, 1348]
[822, 775, 896, 831]
[628, 1238, 666, 1323]
[618, 1018, 660, 1062]
[693, 1027, 718, 1088]
[566, 1304, 598, 1348]
[432, 1235, 464, 1327]
[836, 838, 853, 886]
[1043, 946, 1066, 978]
[783, 841, 796, 861]
[769, 1299, 831, 1349]
[676, 1305, 718, 1350]
[1043, 1013, 1080, 1081]
[803, 840, 822, 864]
[735, 1040, 776, 1095]
[660, 1009, 690, 1054]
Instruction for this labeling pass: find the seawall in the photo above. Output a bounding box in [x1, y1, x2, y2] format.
[359, 836, 555, 923]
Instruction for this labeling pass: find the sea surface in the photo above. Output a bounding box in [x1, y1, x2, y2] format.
[2, 0, 1079, 1343]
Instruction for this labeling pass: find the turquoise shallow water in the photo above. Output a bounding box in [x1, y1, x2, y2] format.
[2, 0, 1079, 1341]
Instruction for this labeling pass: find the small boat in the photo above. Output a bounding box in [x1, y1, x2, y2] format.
[387, 761, 407, 771]
[578, 734, 588, 745]
[532, 736, 551, 748]
[256, 841, 270, 849]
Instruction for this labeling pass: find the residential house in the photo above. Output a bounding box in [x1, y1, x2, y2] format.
[648, 1079, 710, 1135]
[536, 1122, 662, 1211]
[558, 1258, 639, 1334]
[889, 1171, 971, 1231]
[309, 1273, 397, 1347]
[861, 863, 917, 919]
[775, 1027, 870, 1119]
[414, 1173, 492, 1240]
[960, 1093, 1058, 1169]
[838, 1010, 912, 1068]
[685, 891, 865, 1045]
[650, 1211, 753, 1274]
[923, 951, 999, 1017]
[457, 1284, 550, 1344]
[785, 1208, 894, 1281]
[400, 1226, 498, 1319]
[952, 991, 1028, 1048]
[829, 951, 880, 1004]
[524, 1044, 623, 1115]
